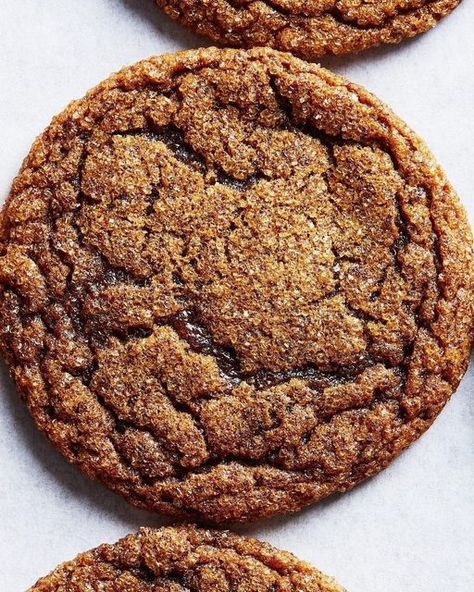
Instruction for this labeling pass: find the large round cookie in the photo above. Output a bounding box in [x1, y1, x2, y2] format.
[28, 526, 345, 591]
[0, 48, 472, 523]
[156, 0, 461, 60]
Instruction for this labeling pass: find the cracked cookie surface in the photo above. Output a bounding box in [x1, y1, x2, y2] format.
[0, 48, 473, 523]
[28, 526, 345, 591]
[155, 0, 461, 60]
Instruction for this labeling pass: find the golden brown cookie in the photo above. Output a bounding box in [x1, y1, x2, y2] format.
[27, 526, 345, 591]
[1, 48, 473, 523]
[155, 0, 461, 59]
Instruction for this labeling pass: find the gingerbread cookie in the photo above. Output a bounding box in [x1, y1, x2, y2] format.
[156, 0, 462, 59]
[27, 526, 345, 591]
[1, 48, 472, 522]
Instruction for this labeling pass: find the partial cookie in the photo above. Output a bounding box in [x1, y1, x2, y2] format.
[156, 0, 461, 60]
[0, 48, 473, 523]
[27, 526, 345, 591]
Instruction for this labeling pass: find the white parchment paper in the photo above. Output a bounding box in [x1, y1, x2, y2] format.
[0, 1, 473, 590]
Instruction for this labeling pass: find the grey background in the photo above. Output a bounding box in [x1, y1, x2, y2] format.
[0, 1, 473, 590]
